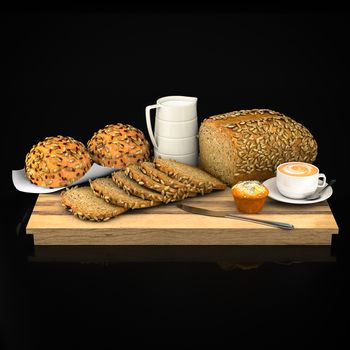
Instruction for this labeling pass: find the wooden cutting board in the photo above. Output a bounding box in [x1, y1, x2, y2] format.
[26, 189, 338, 246]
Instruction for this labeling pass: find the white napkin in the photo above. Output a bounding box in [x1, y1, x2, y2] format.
[12, 163, 118, 193]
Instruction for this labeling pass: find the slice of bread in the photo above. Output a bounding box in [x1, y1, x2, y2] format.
[140, 162, 197, 198]
[140, 162, 191, 190]
[125, 165, 184, 202]
[112, 171, 165, 202]
[90, 177, 160, 209]
[61, 186, 127, 221]
[154, 159, 226, 194]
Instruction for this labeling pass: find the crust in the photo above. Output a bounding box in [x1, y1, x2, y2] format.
[60, 186, 127, 221]
[90, 178, 160, 209]
[140, 162, 197, 198]
[125, 165, 185, 202]
[154, 159, 226, 193]
[140, 162, 191, 190]
[111, 171, 165, 202]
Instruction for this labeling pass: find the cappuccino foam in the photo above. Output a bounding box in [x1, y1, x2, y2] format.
[278, 162, 318, 177]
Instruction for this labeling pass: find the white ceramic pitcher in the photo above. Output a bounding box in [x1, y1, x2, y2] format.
[145, 96, 198, 156]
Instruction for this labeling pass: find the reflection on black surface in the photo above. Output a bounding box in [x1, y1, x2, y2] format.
[2, 256, 349, 348]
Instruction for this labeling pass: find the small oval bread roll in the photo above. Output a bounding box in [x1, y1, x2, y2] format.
[87, 123, 150, 168]
[25, 135, 92, 188]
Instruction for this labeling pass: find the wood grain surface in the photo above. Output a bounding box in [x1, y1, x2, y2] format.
[26, 189, 338, 246]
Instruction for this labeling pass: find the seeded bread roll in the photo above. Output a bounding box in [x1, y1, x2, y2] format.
[25, 135, 92, 188]
[87, 123, 150, 168]
[199, 109, 318, 186]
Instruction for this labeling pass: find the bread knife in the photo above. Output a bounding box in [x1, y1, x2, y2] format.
[176, 204, 294, 230]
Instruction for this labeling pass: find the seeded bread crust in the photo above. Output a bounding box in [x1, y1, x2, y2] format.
[154, 159, 226, 194]
[25, 135, 92, 188]
[61, 186, 127, 221]
[199, 109, 318, 186]
[87, 123, 150, 168]
[140, 162, 192, 190]
[125, 165, 184, 202]
[140, 162, 197, 198]
[90, 177, 160, 209]
[112, 171, 165, 202]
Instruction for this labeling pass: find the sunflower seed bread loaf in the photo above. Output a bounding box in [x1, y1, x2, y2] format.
[199, 109, 318, 186]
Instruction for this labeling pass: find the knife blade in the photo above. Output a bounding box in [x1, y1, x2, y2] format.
[176, 204, 294, 230]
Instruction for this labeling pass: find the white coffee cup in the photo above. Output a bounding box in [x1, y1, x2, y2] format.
[154, 148, 198, 166]
[154, 135, 198, 155]
[276, 162, 326, 199]
[145, 96, 198, 154]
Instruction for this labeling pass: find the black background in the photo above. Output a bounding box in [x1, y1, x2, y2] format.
[2, 3, 350, 349]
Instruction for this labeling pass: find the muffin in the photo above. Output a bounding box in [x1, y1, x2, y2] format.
[87, 123, 150, 168]
[231, 180, 269, 214]
[25, 135, 92, 188]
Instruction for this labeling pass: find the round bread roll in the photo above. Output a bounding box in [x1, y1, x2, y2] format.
[87, 123, 150, 168]
[25, 135, 92, 188]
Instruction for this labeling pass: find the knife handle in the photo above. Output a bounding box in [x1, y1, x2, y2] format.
[225, 214, 294, 230]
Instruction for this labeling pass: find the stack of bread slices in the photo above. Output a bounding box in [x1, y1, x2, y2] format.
[61, 159, 226, 221]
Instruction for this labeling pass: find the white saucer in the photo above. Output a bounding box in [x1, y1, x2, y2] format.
[262, 177, 333, 204]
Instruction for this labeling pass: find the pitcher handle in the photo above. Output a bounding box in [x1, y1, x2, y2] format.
[145, 104, 159, 149]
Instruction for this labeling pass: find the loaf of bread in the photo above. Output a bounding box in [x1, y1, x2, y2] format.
[87, 123, 150, 168]
[199, 109, 318, 186]
[25, 135, 92, 188]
